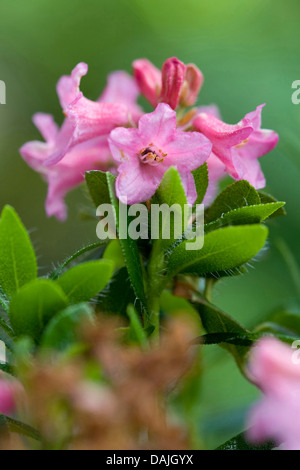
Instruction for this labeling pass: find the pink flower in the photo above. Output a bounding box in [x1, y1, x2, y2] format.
[98, 70, 143, 124]
[44, 63, 135, 166]
[193, 104, 279, 189]
[133, 57, 203, 110]
[203, 153, 226, 205]
[0, 374, 15, 415]
[108, 103, 212, 205]
[20, 114, 112, 221]
[247, 338, 300, 450]
[20, 63, 142, 220]
[132, 59, 162, 108]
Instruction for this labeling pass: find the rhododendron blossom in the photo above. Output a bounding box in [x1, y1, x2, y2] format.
[247, 338, 300, 450]
[193, 104, 279, 189]
[20, 114, 112, 220]
[20, 57, 279, 220]
[108, 103, 212, 205]
[20, 63, 141, 220]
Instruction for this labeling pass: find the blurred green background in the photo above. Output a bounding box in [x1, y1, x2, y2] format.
[1, 0, 300, 448]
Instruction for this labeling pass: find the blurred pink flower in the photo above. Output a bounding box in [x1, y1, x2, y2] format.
[193, 104, 279, 189]
[247, 337, 300, 450]
[20, 63, 142, 220]
[0, 373, 15, 415]
[108, 103, 212, 205]
[44, 63, 136, 166]
[133, 57, 203, 110]
[20, 114, 112, 221]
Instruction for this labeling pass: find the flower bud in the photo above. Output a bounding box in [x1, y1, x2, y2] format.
[159, 57, 186, 110]
[180, 63, 204, 107]
[132, 59, 161, 108]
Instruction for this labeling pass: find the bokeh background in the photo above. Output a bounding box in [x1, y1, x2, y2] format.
[1, 0, 300, 448]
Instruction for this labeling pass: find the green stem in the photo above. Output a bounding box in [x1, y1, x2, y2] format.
[146, 241, 165, 342]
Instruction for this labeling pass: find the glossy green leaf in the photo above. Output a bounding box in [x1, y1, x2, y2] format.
[152, 166, 188, 249]
[127, 304, 148, 348]
[103, 240, 125, 271]
[205, 180, 260, 223]
[106, 172, 148, 310]
[205, 202, 285, 232]
[217, 431, 276, 450]
[9, 279, 69, 341]
[0, 206, 37, 298]
[192, 299, 251, 370]
[258, 191, 287, 218]
[85, 170, 111, 207]
[49, 241, 108, 280]
[56, 260, 114, 304]
[194, 332, 256, 346]
[167, 224, 268, 278]
[192, 162, 209, 205]
[41, 303, 94, 351]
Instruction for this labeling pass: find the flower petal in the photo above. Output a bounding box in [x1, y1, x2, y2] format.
[138, 103, 177, 144]
[56, 62, 88, 109]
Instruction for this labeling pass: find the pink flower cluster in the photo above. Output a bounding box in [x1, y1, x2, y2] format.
[20, 57, 279, 220]
[247, 338, 300, 450]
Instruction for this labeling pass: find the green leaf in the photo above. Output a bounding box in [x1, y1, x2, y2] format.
[216, 431, 276, 450]
[0, 415, 40, 441]
[97, 266, 137, 317]
[103, 240, 125, 271]
[106, 172, 148, 310]
[56, 260, 114, 304]
[0, 206, 37, 297]
[192, 299, 251, 370]
[194, 332, 256, 346]
[49, 241, 108, 280]
[258, 191, 287, 218]
[205, 202, 285, 232]
[85, 170, 111, 207]
[126, 304, 148, 348]
[153, 166, 188, 248]
[205, 180, 260, 223]
[167, 224, 268, 278]
[41, 303, 94, 351]
[0, 287, 9, 313]
[192, 163, 209, 206]
[9, 279, 69, 341]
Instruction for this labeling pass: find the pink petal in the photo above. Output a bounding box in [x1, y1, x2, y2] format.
[203, 153, 226, 206]
[99, 70, 143, 123]
[178, 171, 197, 206]
[138, 103, 177, 144]
[180, 63, 204, 107]
[164, 130, 212, 170]
[108, 127, 141, 163]
[193, 112, 253, 152]
[133, 58, 161, 108]
[66, 98, 129, 145]
[33, 113, 59, 143]
[0, 379, 15, 415]
[115, 159, 165, 205]
[56, 62, 88, 109]
[160, 57, 186, 110]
